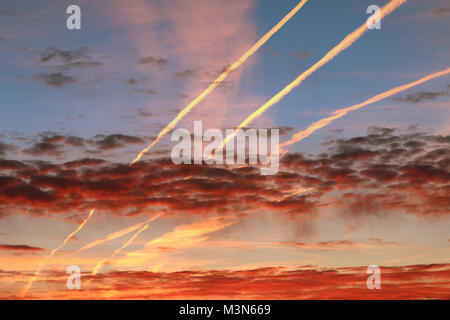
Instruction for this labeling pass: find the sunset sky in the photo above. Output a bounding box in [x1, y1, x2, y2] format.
[0, 0, 449, 299]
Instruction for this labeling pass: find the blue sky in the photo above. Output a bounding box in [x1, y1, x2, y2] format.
[1, 0, 449, 162]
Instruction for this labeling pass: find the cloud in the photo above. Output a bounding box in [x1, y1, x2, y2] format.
[121, 108, 154, 120]
[136, 108, 154, 117]
[393, 87, 449, 103]
[433, 8, 450, 17]
[0, 141, 15, 156]
[367, 238, 399, 246]
[278, 126, 295, 136]
[22, 133, 84, 156]
[1, 129, 448, 220]
[280, 238, 398, 250]
[34, 46, 102, 70]
[175, 69, 198, 78]
[22, 142, 63, 157]
[117, 217, 237, 267]
[63, 158, 106, 168]
[0, 159, 28, 170]
[33, 73, 77, 88]
[138, 56, 168, 68]
[19, 133, 150, 157]
[29, 47, 102, 87]
[125, 78, 148, 86]
[90, 134, 145, 151]
[0, 244, 45, 252]
[4, 263, 449, 299]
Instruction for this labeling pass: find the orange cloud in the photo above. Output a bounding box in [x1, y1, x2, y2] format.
[4, 264, 449, 299]
[115, 217, 237, 270]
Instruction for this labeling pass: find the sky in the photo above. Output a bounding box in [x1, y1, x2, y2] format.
[0, 0, 449, 299]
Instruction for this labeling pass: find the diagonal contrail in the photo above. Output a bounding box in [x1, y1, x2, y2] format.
[281, 67, 450, 148]
[19, 209, 95, 297]
[76, 213, 162, 253]
[85, 221, 154, 287]
[277, 187, 314, 202]
[129, 0, 309, 165]
[218, 0, 407, 151]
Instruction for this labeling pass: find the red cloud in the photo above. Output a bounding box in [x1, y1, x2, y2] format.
[5, 263, 449, 299]
[0, 130, 447, 221]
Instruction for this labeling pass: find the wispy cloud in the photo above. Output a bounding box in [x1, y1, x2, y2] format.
[33, 73, 77, 88]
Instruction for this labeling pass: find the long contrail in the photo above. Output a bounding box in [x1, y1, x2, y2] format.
[20, 209, 95, 297]
[281, 67, 450, 148]
[129, 0, 309, 165]
[76, 213, 162, 253]
[218, 0, 407, 150]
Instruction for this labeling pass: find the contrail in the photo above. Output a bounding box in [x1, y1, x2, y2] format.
[113, 217, 237, 269]
[277, 187, 314, 202]
[76, 213, 162, 253]
[129, 0, 309, 165]
[281, 67, 450, 148]
[20, 209, 95, 297]
[92, 224, 149, 275]
[218, 0, 407, 151]
[85, 222, 152, 287]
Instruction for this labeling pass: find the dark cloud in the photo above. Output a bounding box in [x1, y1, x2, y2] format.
[138, 56, 168, 68]
[1, 129, 448, 220]
[65, 136, 84, 147]
[0, 159, 29, 170]
[0, 244, 45, 252]
[22, 142, 63, 156]
[278, 126, 295, 136]
[39, 47, 87, 63]
[19, 133, 150, 157]
[433, 8, 450, 17]
[22, 134, 84, 156]
[63, 158, 106, 168]
[33, 73, 77, 87]
[393, 87, 449, 103]
[136, 108, 154, 117]
[34, 46, 102, 70]
[120, 108, 154, 120]
[0, 142, 15, 156]
[90, 134, 145, 151]
[125, 77, 147, 86]
[177, 93, 189, 99]
[175, 69, 198, 78]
